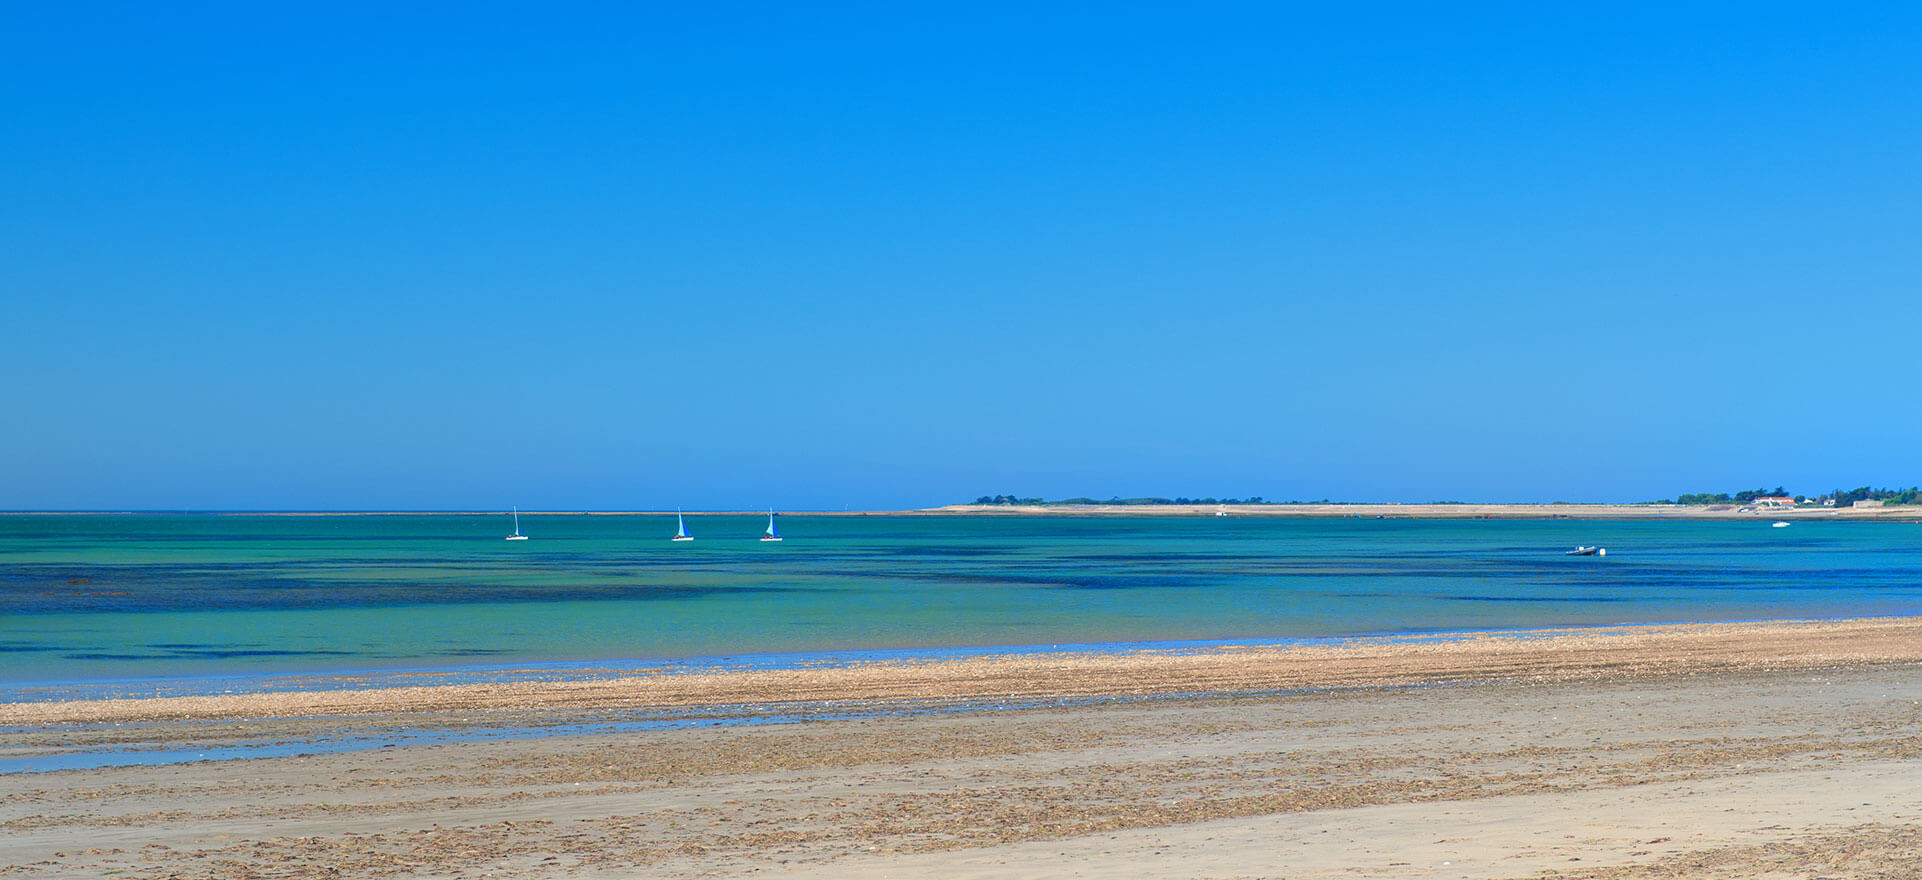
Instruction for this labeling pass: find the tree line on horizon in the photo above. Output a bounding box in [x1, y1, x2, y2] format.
[1661, 486, 1921, 506]
[972, 495, 1269, 506]
[972, 485, 1922, 507]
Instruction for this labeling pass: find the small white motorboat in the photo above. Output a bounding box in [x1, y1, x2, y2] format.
[1772, 521, 1791, 528]
[1565, 546, 1605, 556]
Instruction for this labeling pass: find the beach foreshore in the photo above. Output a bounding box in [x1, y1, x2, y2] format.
[4, 618, 1922, 879]
[6, 617, 1922, 725]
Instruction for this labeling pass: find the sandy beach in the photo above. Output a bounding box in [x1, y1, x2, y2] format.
[5, 618, 1921, 878]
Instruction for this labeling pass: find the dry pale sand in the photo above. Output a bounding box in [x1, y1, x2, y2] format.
[3, 618, 1921, 879]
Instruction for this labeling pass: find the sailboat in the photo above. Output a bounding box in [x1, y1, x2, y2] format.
[671, 509, 694, 542]
[505, 507, 529, 541]
[761, 509, 783, 542]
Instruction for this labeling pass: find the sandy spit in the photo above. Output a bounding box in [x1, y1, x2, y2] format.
[7, 617, 1922, 725]
[930, 501, 1922, 520]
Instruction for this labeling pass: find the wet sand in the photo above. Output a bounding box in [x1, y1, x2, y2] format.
[4, 618, 1921, 878]
[6, 618, 1920, 725]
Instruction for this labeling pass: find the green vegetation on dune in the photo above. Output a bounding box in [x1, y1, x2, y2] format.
[972, 495, 1267, 506]
[1659, 485, 1920, 506]
[972, 485, 1922, 508]
[1829, 486, 1922, 506]
[1670, 486, 1794, 505]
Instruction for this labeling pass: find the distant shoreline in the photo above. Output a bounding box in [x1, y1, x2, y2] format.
[922, 501, 1922, 520]
[4, 503, 1920, 520]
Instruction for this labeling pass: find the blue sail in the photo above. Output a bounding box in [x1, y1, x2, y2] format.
[765, 511, 780, 538]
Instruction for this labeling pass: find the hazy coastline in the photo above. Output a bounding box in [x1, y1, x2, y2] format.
[5, 503, 1919, 519]
[930, 501, 1922, 520]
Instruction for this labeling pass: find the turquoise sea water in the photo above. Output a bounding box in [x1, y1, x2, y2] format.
[4, 514, 1920, 695]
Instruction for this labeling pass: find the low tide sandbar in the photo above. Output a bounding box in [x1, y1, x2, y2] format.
[8, 617, 1922, 726]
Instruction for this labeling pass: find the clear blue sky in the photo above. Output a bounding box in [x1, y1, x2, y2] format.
[5, 3, 1919, 510]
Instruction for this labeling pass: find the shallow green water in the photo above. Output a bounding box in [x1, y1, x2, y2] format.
[3, 513, 1919, 687]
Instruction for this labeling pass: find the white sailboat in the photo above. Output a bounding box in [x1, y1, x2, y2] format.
[505, 507, 529, 541]
[761, 509, 782, 542]
[671, 509, 694, 542]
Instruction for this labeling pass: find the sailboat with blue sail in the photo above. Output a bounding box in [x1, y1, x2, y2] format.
[671, 509, 694, 542]
[505, 507, 529, 541]
[761, 509, 782, 542]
